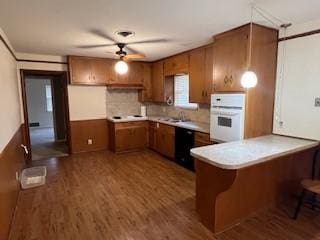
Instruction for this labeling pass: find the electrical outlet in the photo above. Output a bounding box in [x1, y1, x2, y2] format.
[315, 98, 320, 107]
[87, 139, 93, 145]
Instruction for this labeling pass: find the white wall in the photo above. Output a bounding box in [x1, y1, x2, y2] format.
[25, 78, 53, 128]
[0, 28, 21, 152]
[273, 19, 320, 141]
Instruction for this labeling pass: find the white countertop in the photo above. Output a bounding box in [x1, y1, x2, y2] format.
[107, 116, 148, 123]
[191, 135, 319, 170]
[148, 116, 210, 133]
[107, 115, 210, 134]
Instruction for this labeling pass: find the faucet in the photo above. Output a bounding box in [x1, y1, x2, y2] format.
[178, 111, 188, 122]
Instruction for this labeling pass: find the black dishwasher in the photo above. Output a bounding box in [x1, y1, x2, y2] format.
[175, 127, 195, 171]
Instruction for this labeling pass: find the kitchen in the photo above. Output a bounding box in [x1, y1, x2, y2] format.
[0, 1, 320, 240]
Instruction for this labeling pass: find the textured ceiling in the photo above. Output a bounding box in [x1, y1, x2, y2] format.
[0, 0, 319, 61]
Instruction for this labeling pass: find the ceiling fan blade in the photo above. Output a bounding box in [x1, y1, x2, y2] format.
[89, 29, 117, 43]
[77, 43, 117, 49]
[127, 39, 170, 45]
[123, 53, 146, 61]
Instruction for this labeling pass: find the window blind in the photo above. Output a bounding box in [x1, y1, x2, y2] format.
[174, 75, 198, 109]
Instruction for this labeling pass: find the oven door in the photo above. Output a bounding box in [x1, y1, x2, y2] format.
[210, 108, 244, 142]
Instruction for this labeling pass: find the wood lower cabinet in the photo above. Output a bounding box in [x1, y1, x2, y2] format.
[109, 121, 148, 153]
[194, 132, 215, 147]
[149, 122, 175, 159]
[189, 45, 213, 104]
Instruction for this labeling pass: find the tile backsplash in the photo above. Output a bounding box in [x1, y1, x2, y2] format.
[106, 89, 142, 117]
[146, 103, 210, 124]
[105, 89, 210, 124]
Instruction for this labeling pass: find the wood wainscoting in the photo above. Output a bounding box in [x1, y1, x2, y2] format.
[69, 119, 109, 154]
[0, 125, 24, 240]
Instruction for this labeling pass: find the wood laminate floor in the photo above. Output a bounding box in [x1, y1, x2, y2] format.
[10, 150, 320, 240]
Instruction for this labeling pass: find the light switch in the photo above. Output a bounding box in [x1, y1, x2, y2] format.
[88, 139, 93, 145]
[315, 98, 320, 107]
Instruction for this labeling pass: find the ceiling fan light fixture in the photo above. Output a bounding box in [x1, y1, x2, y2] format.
[115, 60, 128, 74]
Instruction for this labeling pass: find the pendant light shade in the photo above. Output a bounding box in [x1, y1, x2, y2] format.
[115, 60, 128, 74]
[241, 71, 257, 88]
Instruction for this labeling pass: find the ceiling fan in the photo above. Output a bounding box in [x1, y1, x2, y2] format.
[78, 29, 169, 61]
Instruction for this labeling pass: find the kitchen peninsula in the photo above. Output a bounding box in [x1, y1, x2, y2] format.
[191, 135, 319, 233]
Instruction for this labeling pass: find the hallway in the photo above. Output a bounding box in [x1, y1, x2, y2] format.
[30, 127, 68, 161]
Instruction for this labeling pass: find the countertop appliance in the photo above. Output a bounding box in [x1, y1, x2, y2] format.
[175, 127, 195, 171]
[210, 94, 246, 142]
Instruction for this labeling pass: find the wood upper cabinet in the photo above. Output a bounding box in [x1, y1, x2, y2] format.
[69, 56, 145, 86]
[189, 45, 213, 104]
[128, 62, 144, 84]
[138, 63, 153, 102]
[212, 25, 249, 92]
[69, 56, 108, 85]
[109, 121, 148, 153]
[152, 61, 165, 102]
[164, 53, 189, 76]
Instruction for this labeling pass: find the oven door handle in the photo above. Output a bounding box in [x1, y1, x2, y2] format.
[211, 110, 239, 116]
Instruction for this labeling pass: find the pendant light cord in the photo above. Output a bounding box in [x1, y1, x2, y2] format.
[277, 26, 288, 126]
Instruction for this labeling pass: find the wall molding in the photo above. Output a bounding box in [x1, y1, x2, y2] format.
[0, 32, 68, 65]
[278, 28, 320, 42]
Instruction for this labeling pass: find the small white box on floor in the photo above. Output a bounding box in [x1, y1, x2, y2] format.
[20, 166, 47, 189]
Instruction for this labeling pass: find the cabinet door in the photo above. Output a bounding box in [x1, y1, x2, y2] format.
[204, 45, 213, 103]
[164, 53, 189, 76]
[138, 63, 152, 102]
[115, 128, 132, 152]
[69, 56, 92, 84]
[189, 48, 206, 103]
[157, 124, 175, 159]
[213, 26, 249, 92]
[152, 61, 165, 102]
[131, 126, 147, 149]
[128, 62, 144, 85]
[91, 58, 109, 85]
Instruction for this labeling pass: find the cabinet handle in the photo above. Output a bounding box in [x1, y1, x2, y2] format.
[229, 75, 233, 85]
[205, 91, 208, 97]
[202, 90, 204, 96]
[224, 76, 228, 85]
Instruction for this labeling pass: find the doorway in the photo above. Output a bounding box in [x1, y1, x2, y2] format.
[21, 70, 71, 162]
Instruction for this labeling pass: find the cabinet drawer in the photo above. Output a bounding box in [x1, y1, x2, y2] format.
[115, 121, 147, 129]
[194, 132, 212, 145]
[158, 123, 175, 134]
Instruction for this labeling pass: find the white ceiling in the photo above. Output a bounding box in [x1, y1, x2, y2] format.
[0, 0, 320, 61]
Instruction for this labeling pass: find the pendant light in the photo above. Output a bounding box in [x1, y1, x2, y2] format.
[115, 58, 128, 75]
[241, 5, 258, 89]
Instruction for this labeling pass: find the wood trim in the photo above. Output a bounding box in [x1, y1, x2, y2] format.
[20, 70, 71, 163]
[0, 125, 24, 240]
[106, 83, 144, 89]
[0, 33, 17, 60]
[278, 28, 320, 42]
[18, 59, 68, 64]
[0, 32, 68, 65]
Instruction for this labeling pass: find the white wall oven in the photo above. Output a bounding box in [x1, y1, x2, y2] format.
[210, 94, 246, 142]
